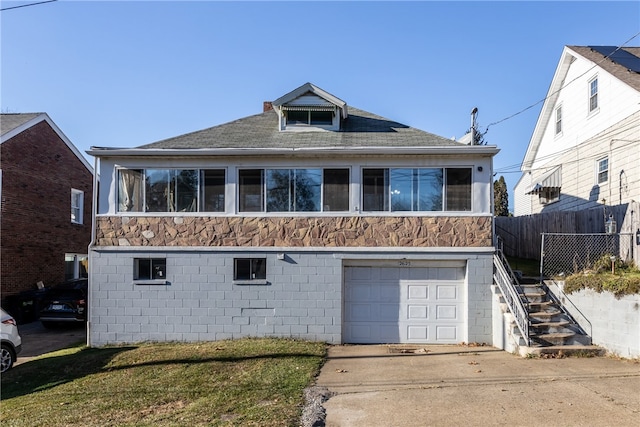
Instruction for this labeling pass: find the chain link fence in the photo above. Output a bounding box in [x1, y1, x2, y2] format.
[541, 233, 635, 277]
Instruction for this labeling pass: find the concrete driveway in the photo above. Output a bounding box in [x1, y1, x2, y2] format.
[316, 345, 640, 427]
[15, 321, 86, 366]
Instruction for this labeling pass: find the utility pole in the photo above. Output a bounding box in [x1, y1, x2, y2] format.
[470, 107, 478, 145]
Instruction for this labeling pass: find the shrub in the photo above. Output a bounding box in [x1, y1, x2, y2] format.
[564, 257, 640, 298]
[591, 253, 626, 274]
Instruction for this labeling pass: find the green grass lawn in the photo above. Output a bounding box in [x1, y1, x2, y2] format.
[1, 338, 326, 427]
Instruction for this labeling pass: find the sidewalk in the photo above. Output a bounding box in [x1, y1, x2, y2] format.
[316, 345, 640, 426]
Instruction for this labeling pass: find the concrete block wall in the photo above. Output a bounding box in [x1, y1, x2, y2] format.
[552, 284, 640, 358]
[466, 255, 494, 344]
[89, 249, 496, 347]
[88, 250, 343, 346]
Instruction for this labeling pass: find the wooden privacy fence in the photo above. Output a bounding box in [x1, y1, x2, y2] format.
[495, 202, 639, 261]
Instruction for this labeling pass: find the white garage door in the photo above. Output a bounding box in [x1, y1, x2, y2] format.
[343, 265, 466, 344]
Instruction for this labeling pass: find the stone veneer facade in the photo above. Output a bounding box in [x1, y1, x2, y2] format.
[95, 216, 493, 248]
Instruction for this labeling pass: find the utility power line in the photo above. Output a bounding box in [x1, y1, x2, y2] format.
[1, 0, 57, 12]
[482, 31, 640, 135]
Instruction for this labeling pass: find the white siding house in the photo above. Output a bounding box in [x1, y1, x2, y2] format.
[514, 46, 640, 217]
[87, 83, 499, 347]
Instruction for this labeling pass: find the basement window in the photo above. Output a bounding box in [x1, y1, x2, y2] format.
[133, 258, 167, 284]
[234, 258, 267, 285]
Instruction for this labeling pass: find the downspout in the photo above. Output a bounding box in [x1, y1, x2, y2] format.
[609, 139, 613, 207]
[491, 161, 496, 249]
[87, 154, 99, 347]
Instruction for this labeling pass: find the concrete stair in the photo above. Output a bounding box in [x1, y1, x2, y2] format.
[511, 278, 601, 357]
[525, 345, 605, 357]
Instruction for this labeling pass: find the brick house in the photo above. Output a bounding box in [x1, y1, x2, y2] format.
[1, 113, 93, 305]
[88, 83, 499, 346]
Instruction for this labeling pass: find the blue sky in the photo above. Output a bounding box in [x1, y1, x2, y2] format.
[2, 1, 639, 210]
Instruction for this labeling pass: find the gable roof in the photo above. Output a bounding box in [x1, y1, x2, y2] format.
[0, 113, 43, 137]
[570, 46, 640, 91]
[137, 106, 465, 151]
[272, 82, 348, 119]
[1, 113, 93, 173]
[521, 45, 640, 169]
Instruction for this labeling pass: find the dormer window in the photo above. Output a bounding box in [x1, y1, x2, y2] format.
[272, 83, 347, 132]
[284, 107, 335, 127]
[310, 111, 333, 125]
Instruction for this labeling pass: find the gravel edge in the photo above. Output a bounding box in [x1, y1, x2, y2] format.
[300, 385, 335, 427]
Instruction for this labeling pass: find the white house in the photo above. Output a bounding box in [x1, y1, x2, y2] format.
[87, 83, 499, 347]
[514, 46, 640, 217]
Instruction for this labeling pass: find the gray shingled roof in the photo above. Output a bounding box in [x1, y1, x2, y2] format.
[140, 107, 464, 149]
[569, 46, 640, 92]
[0, 113, 43, 136]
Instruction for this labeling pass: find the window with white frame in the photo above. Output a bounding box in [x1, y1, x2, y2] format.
[65, 253, 88, 280]
[117, 168, 226, 213]
[539, 188, 560, 205]
[555, 105, 562, 135]
[201, 169, 226, 212]
[238, 168, 350, 213]
[146, 169, 197, 212]
[284, 109, 334, 127]
[362, 167, 471, 212]
[597, 157, 608, 184]
[589, 77, 598, 113]
[71, 189, 84, 224]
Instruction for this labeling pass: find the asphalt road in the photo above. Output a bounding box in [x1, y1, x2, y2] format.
[15, 321, 86, 366]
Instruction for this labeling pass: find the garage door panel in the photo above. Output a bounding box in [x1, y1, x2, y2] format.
[346, 323, 400, 343]
[349, 283, 377, 300]
[436, 305, 458, 320]
[436, 285, 459, 300]
[380, 268, 401, 280]
[379, 324, 401, 341]
[436, 325, 458, 341]
[407, 267, 428, 280]
[437, 268, 457, 280]
[347, 303, 401, 322]
[347, 303, 372, 321]
[344, 266, 466, 344]
[407, 325, 429, 341]
[347, 324, 372, 341]
[379, 303, 398, 321]
[380, 286, 399, 302]
[408, 284, 429, 299]
[407, 305, 428, 320]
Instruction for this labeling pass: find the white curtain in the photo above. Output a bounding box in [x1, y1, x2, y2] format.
[119, 169, 142, 211]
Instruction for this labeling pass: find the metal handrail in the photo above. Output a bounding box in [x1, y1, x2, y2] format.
[493, 248, 530, 346]
[543, 278, 592, 345]
[495, 226, 517, 257]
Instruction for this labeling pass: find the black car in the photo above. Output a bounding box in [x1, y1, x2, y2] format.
[39, 278, 87, 327]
